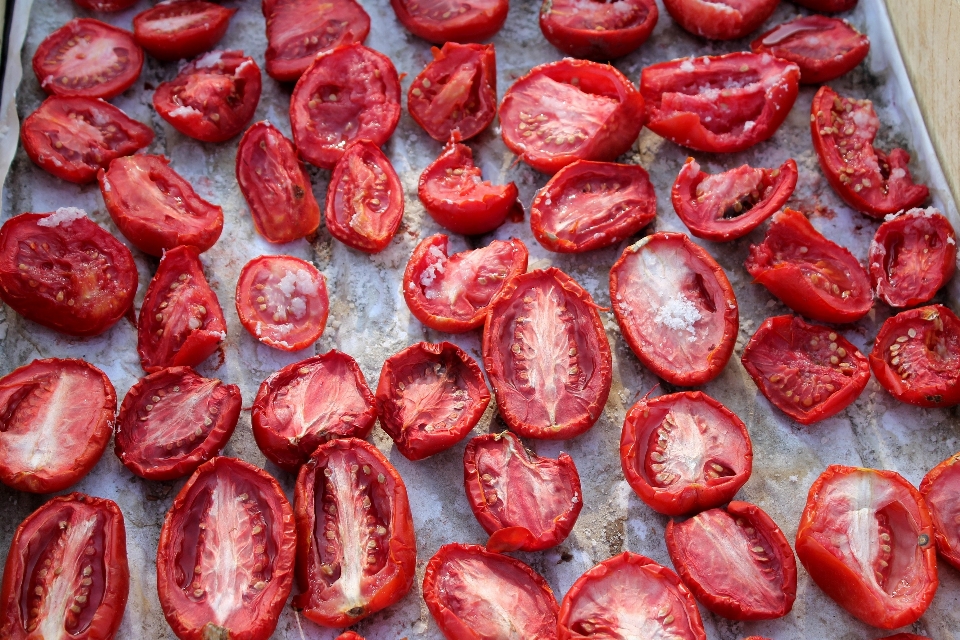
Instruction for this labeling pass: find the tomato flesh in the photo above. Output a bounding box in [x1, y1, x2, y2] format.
[752, 15, 870, 84]
[662, 0, 777, 40]
[134, 1, 235, 62]
[72, 0, 136, 11]
[920, 453, 960, 572]
[390, 0, 508, 44]
[539, 0, 659, 60]
[793, 0, 857, 11]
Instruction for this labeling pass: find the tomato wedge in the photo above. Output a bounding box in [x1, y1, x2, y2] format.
[793, 0, 857, 11]
[662, 0, 777, 40]
[134, 1, 235, 62]
[390, 0, 508, 44]
[752, 15, 870, 84]
[539, 0, 658, 60]
[920, 452, 960, 572]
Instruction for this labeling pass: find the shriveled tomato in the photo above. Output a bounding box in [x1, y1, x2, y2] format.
[483, 267, 612, 440]
[133, 1, 236, 62]
[640, 53, 800, 154]
[920, 452, 960, 571]
[114, 367, 241, 481]
[539, 0, 658, 60]
[0, 493, 128, 640]
[663, 0, 777, 40]
[72, 0, 136, 11]
[793, 0, 857, 11]
[0, 210, 138, 337]
[671, 157, 797, 242]
[423, 544, 559, 639]
[620, 391, 752, 516]
[390, 0, 508, 44]
[751, 15, 870, 84]
[796, 465, 938, 630]
[293, 438, 416, 627]
[290, 43, 400, 169]
[402, 234, 528, 333]
[500, 58, 645, 174]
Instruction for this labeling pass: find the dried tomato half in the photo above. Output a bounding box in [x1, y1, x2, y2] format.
[662, 0, 777, 40]
[539, 0, 659, 60]
[751, 15, 870, 84]
[920, 452, 960, 572]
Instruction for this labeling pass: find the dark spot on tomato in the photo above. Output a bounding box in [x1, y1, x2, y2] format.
[293, 185, 304, 199]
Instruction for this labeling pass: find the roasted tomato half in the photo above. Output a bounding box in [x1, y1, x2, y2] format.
[73, 0, 136, 11]
[336, 633, 365, 640]
[793, 0, 857, 11]
[483, 268, 612, 440]
[663, 0, 776, 40]
[0, 210, 138, 337]
[796, 465, 938, 630]
[0, 493, 128, 640]
[672, 157, 797, 242]
[390, 0, 508, 44]
[133, 0, 235, 62]
[641, 53, 800, 154]
[293, 438, 417, 627]
[500, 58, 645, 175]
[751, 15, 870, 84]
[920, 452, 960, 571]
[539, 0, 658, 60]
[423, 544, 559, 639]
[114, 367, 241, 481]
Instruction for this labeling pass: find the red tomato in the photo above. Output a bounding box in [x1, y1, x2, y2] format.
[72, 0, 136, 11]
[0, 358, 115, 493]
[21, 96, 153, 184]
[869, 305, 960, 408]
[745, 208, 873, 324]
[665, 501, 797, 620]
[293, 438, 417, 627]
[376, 342, 490, 461]
[793, 0, 857, 11]
[539, 0, 658, 60]
[500, 58, 645, 174]
[796, 465, 938, 629]
[811, 86, 929, 218]
[0, 493, 128, 640]
[263, 0, 370, 82]
[418, 140, 520, 236]
[154, 50, 262, 143]
[390, 0, 508, 44]
[482, 267, 612, 440]
[878, 636, 931, 640]
[671, 157, 798, 242]
[402, 234, 528, 333]
[920, 452, 960, 571]
[463, 431, 582, 552]
[423, 543, 559, 639]
[868, 208, 957, 309]
[325, 139, 404, 253]
[133, 1, 236, 62]
[751, 15, 870, 84]
[114, 367, 242, 481]
[620, 391, 752, 516]
[557, 551, 706, 639]
[0, 210, 138, 337]
[137, 245, 226, 372]
[640, 53, 800, 154]
[663, 0, 777, 40]
[235, 255, 329, 352]
[531, 160, 657, 253]
[336, 633, 365, 640]
[290, 43, 400, 169]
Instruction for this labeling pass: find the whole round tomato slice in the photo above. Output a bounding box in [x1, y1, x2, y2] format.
[72, 0, 136, 11]
[290, 43, 400, 169]
[811, 86, 929, 218]
[665, 501, 798, 620]
[0, 358, 115, 493]
[423, 543, 559, 639]
[133, 1, 236, 62]
[662, 0, 777, 40]
[235, 255, 329, 352]
[390, 0, 508, 44]
[114, 367, 242, 481]
[252, 351, 377, 472]
[376, 342, 490, 461]
[500, 58, 645, 175]
[483, 267, 612, 440]
[745, 208, 873, 324]
[539, 0, 658, 60]
[793, 0, 857, 11]
[640, 53, 800, 154]
[869, 305, 960, 407]
[0, 493, 128, 640]
[531, 160, 656, 253]
[21, 96, 154, 184]
[0, 210, 138, 337]
[154, 50, 262, 143]
[33, 18, 143, 100]
[671, 157, 798, 242]
[293, 438, 416, 627]
[620, 390, 752, 516]
[751, 15, 870, 84]
[796, 465, 938, 630]
[558, 551, 706, 639]
[402, 234, 528, 333]
[463, 431, 582, 552]
[920, 452, 960, 571]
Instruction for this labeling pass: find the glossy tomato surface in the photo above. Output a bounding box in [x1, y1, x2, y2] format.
[539, 0, 658, 60]
[752, 15, 870, 84]
[390, 0, 508, 44]
[663, 0, 777, 40]
[920, 452, 960, 571]
[133, 1, 235, 62]
[336, 633, 365, 640]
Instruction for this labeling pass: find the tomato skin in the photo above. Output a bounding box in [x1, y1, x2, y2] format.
[663, 0, 777, 40]
[73, 0, 136, 11]
[134, 1, 236, 62]
[336, 633, 365, 640]
[390, 0, 509, 44]
[920, 452, 960, 572]
[539, 0, 658, 60]
[751, 15, 870, 84]
[793, 0, 857, 11]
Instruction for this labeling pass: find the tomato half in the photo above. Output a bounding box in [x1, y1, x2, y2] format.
[0, 210, 138, 337]
[423, 544, 559, 639]
[640, 53, 800, 154]
[390, 0, 508, 44]
[114, 367, 242, 481]
[0, 358, 115, 493]
[483, 267, 612, 440]
[539, 0, 658, 60]
[811, 86, 929, 218]
[920, 452, 960, 572]
[133, 1, 236, 62]
[620, 390, 752, 516]
[290, 43, 400, 169]
[869, 305, 960, 408]
[21, 96, 153, 184]
[878, 636, 931, 640]
[293, 438, 416, 627]
[402, 234, 528, 333]
[796, 465, 938, 630]
[751, 15, 870, 84]
[793, 0, 857, 11]
[557, 551, 706, 639]
[662, 0, 777, 40]
[72, 0, 136, 11]
[500, 58, 645, 175]
[0, 493, 128, 640]
[154, 50, 262, 143]
[671, 157, 798, 242]
[531, 160, 656, 253]
[336, 633, 364, 640]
